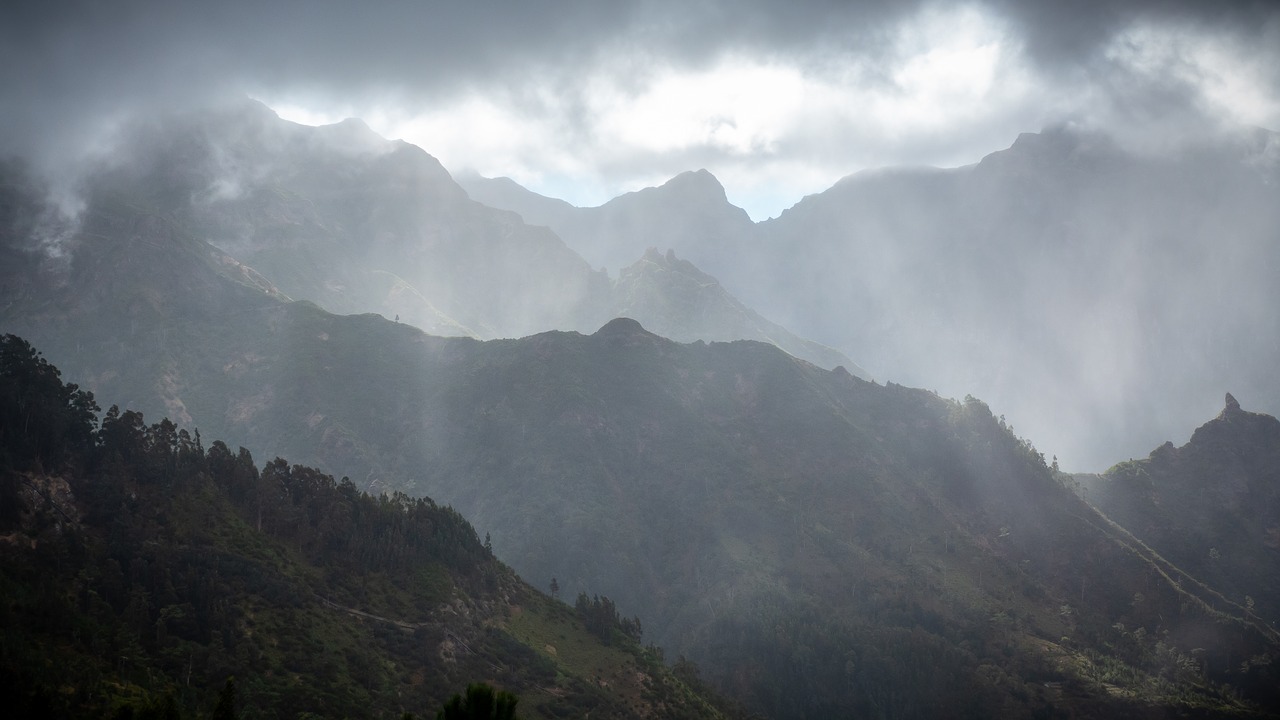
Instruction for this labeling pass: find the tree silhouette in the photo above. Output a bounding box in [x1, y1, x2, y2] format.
[212, 677, 238, 720]
[436, 683, 520, 720]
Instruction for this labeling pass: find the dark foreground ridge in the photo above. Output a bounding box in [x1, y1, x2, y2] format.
[0, 334, 732, 720]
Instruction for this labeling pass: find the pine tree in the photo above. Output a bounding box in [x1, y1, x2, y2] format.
[212, 677, 238, 720]
[436, 683, 520, 720]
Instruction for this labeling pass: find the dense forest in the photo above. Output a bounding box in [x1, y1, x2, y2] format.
[0, 334, 731, 719]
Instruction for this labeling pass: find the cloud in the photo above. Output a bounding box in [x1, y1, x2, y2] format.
[2, 0, 1277, 216]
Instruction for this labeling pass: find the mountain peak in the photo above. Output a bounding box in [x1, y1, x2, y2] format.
[658, 169, 727, 201]
[975, 124, 1119, 176]
[1212, 392, 1248, 425]
[594, 317, 650, 338]
[312, 116, 393, 156]
[1224, 392, 1241, 415]
[1187, 391, 1280, 451]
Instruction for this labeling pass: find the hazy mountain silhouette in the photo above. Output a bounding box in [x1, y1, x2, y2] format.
[459, 168, 755, 275]
[74, 99, 850, 371]
[4, 190, 1277, 714]
[464, 126, 1280, 472]
[611, 247, 866, 377]
[3, 106, 1279, 718]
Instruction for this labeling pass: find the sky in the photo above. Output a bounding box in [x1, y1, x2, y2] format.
[2, 0, 1278, 218]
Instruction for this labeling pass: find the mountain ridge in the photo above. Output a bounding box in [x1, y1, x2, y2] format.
[1077, 393, 1280, 634]
[4, 106, 1279, 718]
[465, 124, 1280, 470]
[106, 99, 852, 371]
[0, 333, 735, 720]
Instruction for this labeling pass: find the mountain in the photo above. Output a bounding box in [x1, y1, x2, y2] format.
[458, 169, 755, 275]
[5, 216, 1276, 716]
[88, 99, 851, 372]
[1076, 393, 1280, 631]
[5, 111, 1279, 718]
[0, 335, 732, 719]
[97, 99, 611, 340]
[464, 127, 1280, 471]
[610, 248, 866, 377]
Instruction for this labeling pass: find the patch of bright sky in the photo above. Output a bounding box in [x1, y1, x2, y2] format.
[588, 61, 805, 156]
[265, 5, 1049, 220]
[873, 9, 1005, 133]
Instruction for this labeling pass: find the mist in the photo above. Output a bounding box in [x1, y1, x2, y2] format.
[3, 1, 1278, 471]
[4, 1, 1278, 214]
[468, 124, 1280, 471]
[4, 4, 1280, 715]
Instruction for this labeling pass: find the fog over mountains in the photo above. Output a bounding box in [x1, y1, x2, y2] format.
[5, 1, 1280, 717]
[2, 97, 1279, 718]
[463, 125, 1280, 471]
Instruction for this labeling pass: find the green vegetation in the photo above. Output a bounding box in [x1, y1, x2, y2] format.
[3, 131, 1278, 717]
[0, 335, 727, 719]
[437, 683, 520, 720]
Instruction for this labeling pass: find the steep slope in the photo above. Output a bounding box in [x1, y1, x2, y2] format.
[101, 99, 612, 339]
[457, 170, 859, 370]
[12, 279, 1277, 717]
[1077, 394, 1280, 631]
[751, 127, 1280, 470]
[95, 102, 854, 371]
[0, 335, 730, 720]
[610, 248, 867, 376]
[455, 171, 580, 248]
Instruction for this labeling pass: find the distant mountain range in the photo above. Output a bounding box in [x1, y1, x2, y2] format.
[78, 99, 858, 374]
[458, 167, 754, 275]
[2, 100, 1279, 718]
[462, 126, 1280, 471]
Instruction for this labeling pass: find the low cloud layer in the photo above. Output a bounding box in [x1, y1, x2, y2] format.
[4, 0, 1277, 216]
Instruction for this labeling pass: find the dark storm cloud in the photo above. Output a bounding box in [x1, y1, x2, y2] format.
[2, 0, 1276, 175]
[990, 0, 1279, 66]
[0, 0, 906, 115]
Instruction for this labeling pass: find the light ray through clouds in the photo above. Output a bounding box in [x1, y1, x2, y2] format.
[263, 2, 1278, 220]
[4, 0, 1278, 219]
[270, 4, 1041, 219]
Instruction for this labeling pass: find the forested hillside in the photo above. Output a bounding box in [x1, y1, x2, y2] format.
[1078, 394, 1280, 633]
[0, 335, 731, 719]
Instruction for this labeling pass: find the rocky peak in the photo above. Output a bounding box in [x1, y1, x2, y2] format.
[1223, 392, 1241, 415]
[1187, 392, 1280, 453]
[658, 169, 728, 202]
